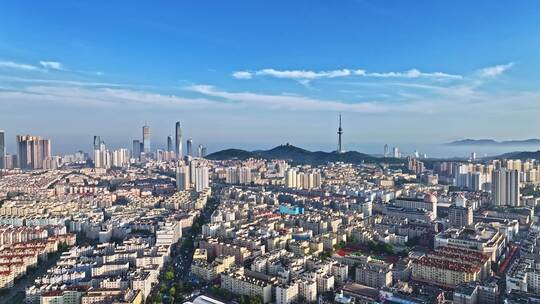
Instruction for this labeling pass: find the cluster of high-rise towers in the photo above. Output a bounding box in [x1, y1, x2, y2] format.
[133, 121, 206, 160]
[0, 130, 54, 170]
[93, 121, 206, 169]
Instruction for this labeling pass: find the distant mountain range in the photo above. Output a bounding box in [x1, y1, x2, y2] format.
[494, 150, 540, 160]
[206, 144, 404, 165]
[446, 139, 540, 146]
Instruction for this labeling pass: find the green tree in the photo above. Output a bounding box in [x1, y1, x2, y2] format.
[367, 240, 394, 254]
[169, 286, 176, 298]
[164, 271, 175, 281]
[155, 292, 163, 303]
[334, 241, 346, 251]
[160, 284, 168, 293]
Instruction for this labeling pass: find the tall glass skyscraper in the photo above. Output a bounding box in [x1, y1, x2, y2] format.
[186, 138, 193, 157]
[133, 140, 141, 160]
[167, 136, 173, 152]
[142, 125, 151, 154]
[175, 121, 182, 159]
[93, 136, 103, 151]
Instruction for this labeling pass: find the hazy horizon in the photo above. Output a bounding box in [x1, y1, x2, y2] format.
[2, 126, 540, 159]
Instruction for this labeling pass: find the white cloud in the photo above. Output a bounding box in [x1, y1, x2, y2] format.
[366, 69, 461, 79]
[232, 71, 253, 79]
[40, 61, 63, 70]
[0, 59, 100, 74]
[0, 61, 40, 71]
[257, 68, 353, 80]
[353, 70, 367, 76]
[477, 62, 514, 78]
[232, 69, 354, 81]
[232, 67, 462, 82]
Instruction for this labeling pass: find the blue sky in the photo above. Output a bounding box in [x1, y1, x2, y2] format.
[1, 1, 540, 155]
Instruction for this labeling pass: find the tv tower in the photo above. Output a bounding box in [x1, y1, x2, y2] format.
[337, 114, 344, 154]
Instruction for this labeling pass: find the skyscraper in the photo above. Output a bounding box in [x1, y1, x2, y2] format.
[176, 162, 191, 191]
[94, 140, 111, 169]
[198, 144, 203, 158]
[226, 167, 240, 184]
[175, 121, 182, 159]
[133, 140, 141, 160]
[392, 147, 400, 158]
[16, 135, 51, 169]
[238, 167, 252, 185]
[286, 168, 298, 189]
[93, 136, 104, 164]
[194, 165, 209, 192]
[142, 125, 151, 154]
[337, 114, 344, 154]
[93, 136, 102, 151]
[492, 170, 505, 206]
[112, 148, 130, 168]
[0, 130, 5, 169]
[186, 138, 193, 157]
[189, 160, 197, 184]
[492, 169, 520, 206]
[167, 136, 173, 152]
[384, 144, 389, 158]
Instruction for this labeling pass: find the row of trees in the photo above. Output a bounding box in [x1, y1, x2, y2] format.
[154, 280, 201, 304]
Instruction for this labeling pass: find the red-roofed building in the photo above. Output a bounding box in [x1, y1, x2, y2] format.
[411, 246, 491, 288]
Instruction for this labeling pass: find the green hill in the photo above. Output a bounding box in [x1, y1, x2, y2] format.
[206, 144, 404, 165]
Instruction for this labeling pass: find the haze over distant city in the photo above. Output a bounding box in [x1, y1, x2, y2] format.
[1, 1, 540, 157]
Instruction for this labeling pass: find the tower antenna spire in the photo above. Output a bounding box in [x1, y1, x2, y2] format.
[337, 113, 343, 154]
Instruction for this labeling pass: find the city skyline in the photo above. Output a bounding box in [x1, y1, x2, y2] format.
[1, 1, 540, 154]
[1, 117, 540, 159]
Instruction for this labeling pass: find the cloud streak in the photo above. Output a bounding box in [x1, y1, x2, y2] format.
[0, 59, 101, 75]
[0, 85, 221, 110]
[0, 75, 128, 87]
[232, 63, 514, 84]
[231, 71, 253, 79]
[232, 68, 463, 82]
[0, 61, 40, 71]
[39, 61, 63, 70]
[255, 68, 354, 80]
[361, 69, 462, 79]
[477, 62, 514, 78]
